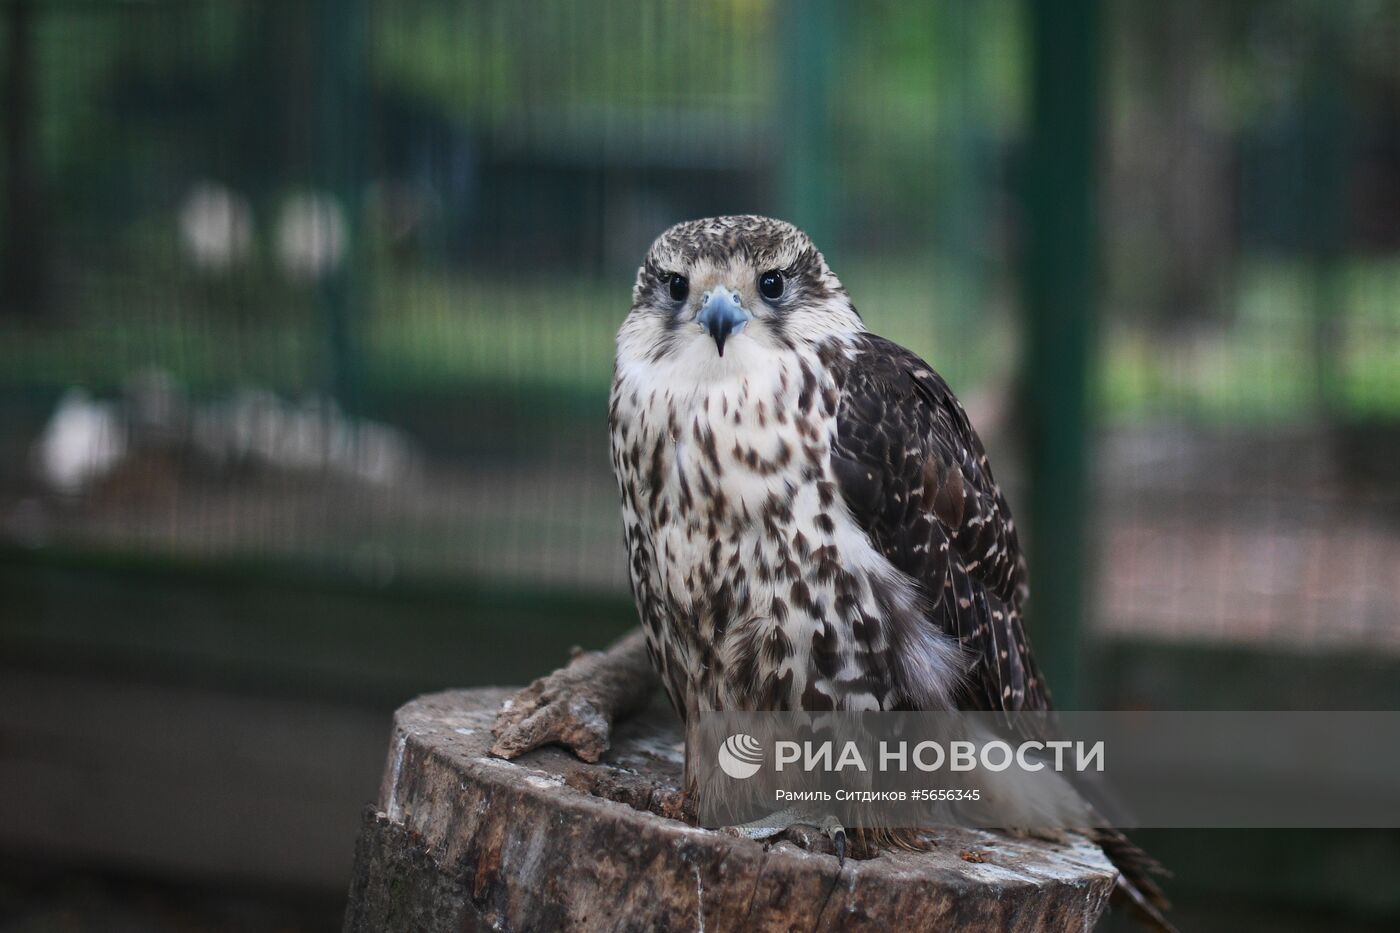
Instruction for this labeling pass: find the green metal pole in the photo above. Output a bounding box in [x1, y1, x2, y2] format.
[935, 0, 988, 346]
[1302, 11, 1349, 420]
[314, 0, 369, 412]
[2, 0, 48, 317]
[1019, 0, 1101, 709]
[780, 0, 838, 257]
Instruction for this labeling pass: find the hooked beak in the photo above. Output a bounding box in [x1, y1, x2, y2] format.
[696, 288, 751, 356]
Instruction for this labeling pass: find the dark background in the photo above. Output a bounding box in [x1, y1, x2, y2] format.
[2, 1, 1398, 929]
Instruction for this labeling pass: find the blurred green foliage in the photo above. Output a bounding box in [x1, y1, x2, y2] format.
[1, 0, 1398, 424]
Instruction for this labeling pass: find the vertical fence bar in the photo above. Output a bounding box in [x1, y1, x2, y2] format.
[314, 0, 369, 411]
[1019, 0, 1101, 708]
[780, 0, 838, 256]
[2, 0, 48, 317]
[1303, 11, 1350, 420]
[935, 0, 987, 349]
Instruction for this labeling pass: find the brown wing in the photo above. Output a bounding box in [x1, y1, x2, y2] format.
[831, 333, 1048, 713]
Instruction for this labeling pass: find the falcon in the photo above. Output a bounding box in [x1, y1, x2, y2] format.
[609, 215, 1171, 930]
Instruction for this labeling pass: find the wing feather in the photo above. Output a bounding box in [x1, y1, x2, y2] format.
[831, 334, 1048, 713]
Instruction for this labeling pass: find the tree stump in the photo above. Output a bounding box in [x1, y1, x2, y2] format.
[344, 688, 1117, 932]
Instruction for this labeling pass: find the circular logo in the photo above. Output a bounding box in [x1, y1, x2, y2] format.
[717, 733, 764, 780]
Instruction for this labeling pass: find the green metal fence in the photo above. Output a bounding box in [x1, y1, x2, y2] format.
[2, 0, 1399, 685]
[0, 0, 1018, 594]
[4, 2, 1400, 927]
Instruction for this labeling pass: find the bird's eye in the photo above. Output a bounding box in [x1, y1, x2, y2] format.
[758, 269, 785, 301]
[667, 273, 689, 303]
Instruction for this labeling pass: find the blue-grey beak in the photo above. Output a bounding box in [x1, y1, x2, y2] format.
[696, 288, 751, 356]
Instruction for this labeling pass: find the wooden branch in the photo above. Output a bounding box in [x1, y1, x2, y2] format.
[347, 688, 1117, 932]
[490, 628, 657, 763]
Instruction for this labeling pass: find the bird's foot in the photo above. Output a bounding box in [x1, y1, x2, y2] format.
[491, 629, 656, 763]
[722, 806, 848, 864]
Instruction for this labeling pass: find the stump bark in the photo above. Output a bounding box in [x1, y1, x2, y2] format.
[344, 688, 1117, 932]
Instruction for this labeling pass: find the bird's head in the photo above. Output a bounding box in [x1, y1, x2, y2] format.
[619, 216, 863, 368]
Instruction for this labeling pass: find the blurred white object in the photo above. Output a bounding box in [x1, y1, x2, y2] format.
[276, 191, 348, 280]
[177, 181, 253, 272]
[193, 390, 416, 486]
[33, 389, 128, 495]
[32, 376, 413, 496]
[124, 367, 187, 445]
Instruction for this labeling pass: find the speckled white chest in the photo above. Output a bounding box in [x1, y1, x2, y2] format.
[611, 338, 958, 714]
[623, 356, 813, 577]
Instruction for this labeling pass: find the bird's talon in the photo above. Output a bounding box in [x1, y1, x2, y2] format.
[816, 813, 848, 865]
[725, 807, 849, 862]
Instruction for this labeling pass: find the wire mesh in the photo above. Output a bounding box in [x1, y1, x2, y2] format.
[1, 0, 1397, 657]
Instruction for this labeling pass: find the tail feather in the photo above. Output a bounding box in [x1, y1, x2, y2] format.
[1094, 828, 1178, 933]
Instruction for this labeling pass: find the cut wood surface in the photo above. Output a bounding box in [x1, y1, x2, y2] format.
[344, 687, 1117, 932]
